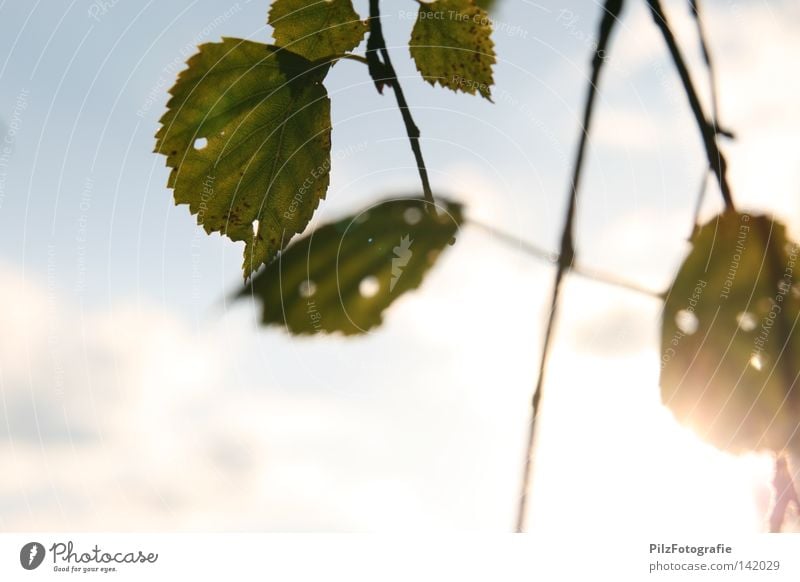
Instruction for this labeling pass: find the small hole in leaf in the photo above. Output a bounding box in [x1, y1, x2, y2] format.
[359, 276, 380, 298]
[403, 207, 422, 225]
[750, 354, 764, 371]
[194, 137, 208, 150]
[298, 280, 317, 298]
[675, 309, 699, 335]
[737, 311, 757, 332]
[252, 219, 259, 237]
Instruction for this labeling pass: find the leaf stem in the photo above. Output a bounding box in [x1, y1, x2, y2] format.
[366, 0, 436, 209]
[646, 0, 735, 212]
[328, 53, 371, 66]
[515, 0, 625, 533]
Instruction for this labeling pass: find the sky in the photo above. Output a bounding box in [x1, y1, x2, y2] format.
[0, 0, 799, 532]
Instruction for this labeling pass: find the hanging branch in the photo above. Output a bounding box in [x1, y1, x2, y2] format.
[646, 0, 735, 212]
[685, 0, 736, 238]
[366, 0, 435, 207]
[769, 455, 800, 532]
[515, 0, 625, 533]
[687, 0, 732, 138]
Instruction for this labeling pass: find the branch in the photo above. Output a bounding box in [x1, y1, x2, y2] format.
[469, 218, 663, 299]
[515, 0, 625, 533]
[769, 455, 800, 533]
[685, 0, 735, 238]
[687, 0, 732, 137]
[366, 0, 435, 208]
[646, 0, 735, 211]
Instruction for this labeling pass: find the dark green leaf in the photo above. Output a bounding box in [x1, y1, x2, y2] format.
[155, 38, 332, 279]
[661, 211, 800, 456]
[240, 196, 464, 335]
[268, 0, 368, 61]
[409, 0, 496, 100]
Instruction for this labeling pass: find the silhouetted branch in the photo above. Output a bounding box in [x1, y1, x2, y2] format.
[367, 0, 435, 207]
[770, 455, 800, 533]
[646, 0, 735, 211]
[515, 0, 625, 533]
[685, 0, 735, 238]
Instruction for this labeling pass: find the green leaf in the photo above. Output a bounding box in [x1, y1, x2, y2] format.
[155, 38, 332, 280]
[239, 196, 464, 335]
[268, 0, 368, 61]
[409, 0, 496, 100]
[660, 211, 800, 456]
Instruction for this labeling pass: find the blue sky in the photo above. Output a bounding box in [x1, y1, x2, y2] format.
[0, 0, 799, 532]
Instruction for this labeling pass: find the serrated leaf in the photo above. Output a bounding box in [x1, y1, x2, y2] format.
[661, 211, 800, 456]
[409, 0, 496, 100]
[155, 38, 332, 279]
[268, 0, 368, 61]
[239, 196, 464, 335]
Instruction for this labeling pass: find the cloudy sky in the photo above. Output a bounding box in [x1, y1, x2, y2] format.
[0, 0, 798, 532]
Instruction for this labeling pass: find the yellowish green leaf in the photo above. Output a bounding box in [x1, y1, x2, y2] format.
[268, 0, 368, 61]
[409, 0, 496, 100]
[155, 38, 332, 279]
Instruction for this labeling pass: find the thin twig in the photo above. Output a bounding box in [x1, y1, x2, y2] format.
[685, 0, 724, 238]
[515, 0, 625, 533]
[469, 219, 557, 263]
[646, 0, 735, 212]
[574, 264, 664, 299]
[688, 170, 709, 239]
[687, 1, 716, 111]
[685, 0, 735, 239]
[769, 455, 800, 533]
[687, 0, 731, 137]
[366, 0, 435, 207]
[470, 218, 663, 299]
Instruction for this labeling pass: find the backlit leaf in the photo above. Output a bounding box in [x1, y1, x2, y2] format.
[409, 0, 496, 100]
[240, 196, 464, 335]
[661, 211, 800, 456]
[155, 38, 332, 279]
[268, 0, 368, 61]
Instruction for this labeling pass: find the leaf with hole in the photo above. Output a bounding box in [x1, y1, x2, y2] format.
[268, 0, 368, 61]
[409, 0, 496, 100]
[660, 211, 800, 456]
[239, 196, 464, 335]
[155, 38, 332, 280]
